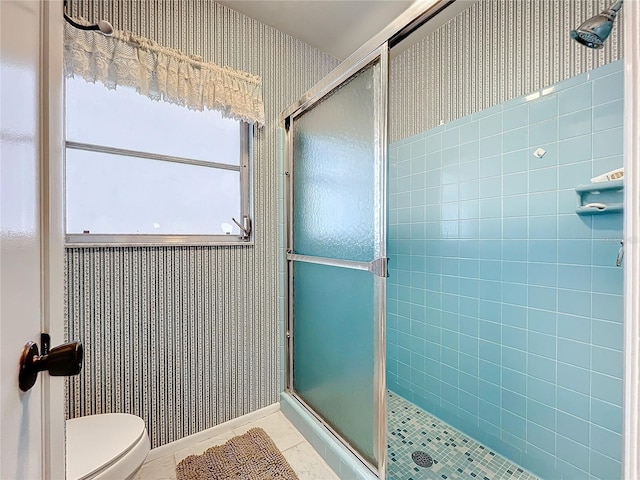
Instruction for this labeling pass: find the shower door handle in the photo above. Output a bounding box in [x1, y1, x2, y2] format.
[616, 241, 624, 266]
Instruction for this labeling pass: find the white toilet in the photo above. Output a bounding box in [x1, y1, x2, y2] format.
[66, 413, 150, 480]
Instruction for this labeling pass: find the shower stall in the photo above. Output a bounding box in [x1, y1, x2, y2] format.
[283, 47, 389, 472]
[281, 1, 636, 479]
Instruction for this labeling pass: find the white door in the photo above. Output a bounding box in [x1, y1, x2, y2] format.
[1, 1, 66, 479]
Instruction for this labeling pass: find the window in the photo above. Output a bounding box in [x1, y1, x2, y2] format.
[64, 77, 252, 245]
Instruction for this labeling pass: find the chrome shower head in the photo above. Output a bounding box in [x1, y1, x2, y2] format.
[571, 0, 623, 49]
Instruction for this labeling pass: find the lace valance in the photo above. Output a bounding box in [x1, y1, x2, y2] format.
[63, 19, 265, 127]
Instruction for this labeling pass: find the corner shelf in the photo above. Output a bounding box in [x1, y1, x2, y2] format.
[575, 179, 624, 215]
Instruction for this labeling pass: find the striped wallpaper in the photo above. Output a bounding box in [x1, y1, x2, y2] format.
[390, 0, 624, 143]
[64, 1, 338, 448]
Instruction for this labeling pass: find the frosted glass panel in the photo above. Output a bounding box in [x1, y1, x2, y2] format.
[292, 261, 375, 463]
[66, 77, 240, 165]
[66, 149, 240, 235]
[293, 64, 379, 262]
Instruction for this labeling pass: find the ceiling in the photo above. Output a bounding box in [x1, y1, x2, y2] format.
[215, 0, 415, 60]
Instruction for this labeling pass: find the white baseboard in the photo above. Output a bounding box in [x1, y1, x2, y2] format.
[146, 403, 280, 462]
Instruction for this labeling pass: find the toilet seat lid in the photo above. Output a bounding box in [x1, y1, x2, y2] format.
[66, 413, 147, 480]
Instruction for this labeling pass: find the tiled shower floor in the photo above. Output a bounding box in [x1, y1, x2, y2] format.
[387, 391, 538, 480]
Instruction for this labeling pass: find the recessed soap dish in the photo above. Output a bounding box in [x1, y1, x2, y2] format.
[575, 180, 623, 215]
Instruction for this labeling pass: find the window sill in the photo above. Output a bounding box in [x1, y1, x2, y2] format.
[65, 234, 253, 247]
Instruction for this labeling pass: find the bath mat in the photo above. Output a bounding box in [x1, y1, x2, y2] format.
[175, 427, 299, 480]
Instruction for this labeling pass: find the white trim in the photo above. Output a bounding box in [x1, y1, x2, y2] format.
[145, 403, 280, 462]
[623, 0, 640, 478]
[41, 1, 66, 479]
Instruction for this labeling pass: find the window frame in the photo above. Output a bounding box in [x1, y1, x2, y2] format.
[64, 118, 253, 247]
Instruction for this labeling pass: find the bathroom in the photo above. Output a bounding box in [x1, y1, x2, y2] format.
[0, 0, 638, 479]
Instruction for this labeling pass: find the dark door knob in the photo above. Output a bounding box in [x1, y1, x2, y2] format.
[19, 334, 84, 392]
[47, 342, 83, 376]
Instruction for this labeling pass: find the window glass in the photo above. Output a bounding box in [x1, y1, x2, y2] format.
[65, 77, 240, 165]
[65, 149, 242, 235]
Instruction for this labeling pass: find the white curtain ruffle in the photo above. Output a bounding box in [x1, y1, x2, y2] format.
[63, 19, 265, 127]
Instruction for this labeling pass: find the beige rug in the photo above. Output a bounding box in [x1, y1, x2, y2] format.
[175, 427, 300, 480]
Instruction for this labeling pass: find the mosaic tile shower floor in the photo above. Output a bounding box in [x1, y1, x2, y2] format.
[386, 392, 538, 480]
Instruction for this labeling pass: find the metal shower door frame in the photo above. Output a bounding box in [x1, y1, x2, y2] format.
[283, 43, 389, 477]
[281, 0, 468, 476]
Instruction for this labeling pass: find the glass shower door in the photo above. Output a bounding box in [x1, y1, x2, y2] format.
[286, 55, 387, 473]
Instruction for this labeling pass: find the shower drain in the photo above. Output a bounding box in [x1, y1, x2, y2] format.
[411, 451, 434, 468]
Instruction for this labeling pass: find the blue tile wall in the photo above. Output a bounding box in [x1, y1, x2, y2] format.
[387, 60, 624, 480]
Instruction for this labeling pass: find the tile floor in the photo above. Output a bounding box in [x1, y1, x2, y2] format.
[133, 410, 340, 480]
[386, 391, 538, 480]
[135, 393, 539, 480]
